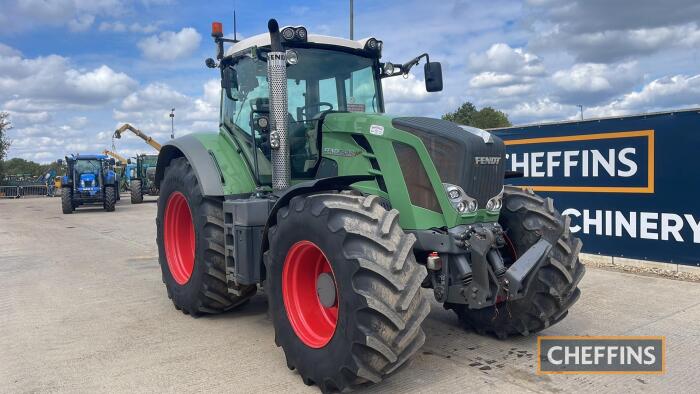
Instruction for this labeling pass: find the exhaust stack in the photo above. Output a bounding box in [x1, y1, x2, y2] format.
[266, 19, 290, 190]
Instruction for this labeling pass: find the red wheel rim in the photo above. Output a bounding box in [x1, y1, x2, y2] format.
[163, 191, 195, 285]
[282, 241, 338, 348]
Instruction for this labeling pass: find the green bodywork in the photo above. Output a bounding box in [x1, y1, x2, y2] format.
[191, 111, 499, 231]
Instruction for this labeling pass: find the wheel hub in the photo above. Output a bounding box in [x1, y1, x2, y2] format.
[282, 241, 338, 348]
[316, 272, 336, 308]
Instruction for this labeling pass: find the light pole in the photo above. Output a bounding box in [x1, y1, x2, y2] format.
[170, 108, 175, 139]
[578, 105, 584, 121]
[350, 0, 354, 40]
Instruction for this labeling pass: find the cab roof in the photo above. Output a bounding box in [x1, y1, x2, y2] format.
[70, 154, 108, 160]
[224, 31, 373, 57]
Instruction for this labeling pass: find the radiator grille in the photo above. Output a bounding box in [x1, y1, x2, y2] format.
[392, 117, 505, 207]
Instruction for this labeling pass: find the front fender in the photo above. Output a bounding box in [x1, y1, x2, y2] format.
[155, 134, 226, 196]
[104, 171, 117, 185]
[258, 175, 374, 280]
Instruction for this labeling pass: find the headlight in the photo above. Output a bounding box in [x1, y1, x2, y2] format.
[364, 37, 383, 55]
[256, 115, 269, 129]
[486, 189, 504, 212]
[443, 183, 477, 214]
[295, 27, 307, 40]
[285, 49, 298, 65]
[383, 62, 395, 76]
[367, 38, 377, 49]
[281, 27, 295, 40]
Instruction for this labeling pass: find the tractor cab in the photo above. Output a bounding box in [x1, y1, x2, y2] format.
[212, 25, 442, 184]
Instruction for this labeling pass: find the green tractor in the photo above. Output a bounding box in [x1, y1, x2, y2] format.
[154, 19, 584, 392]
[129, 154, 159, 204]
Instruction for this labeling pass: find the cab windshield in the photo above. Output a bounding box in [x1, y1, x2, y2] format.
[74, 160, 102, 174]
[221, 47, 382, 183]
[141, 156, 158, 167]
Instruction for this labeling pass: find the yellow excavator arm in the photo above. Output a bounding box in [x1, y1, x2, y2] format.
[113, 123, 162, 151]
[103, 149, 128, 165]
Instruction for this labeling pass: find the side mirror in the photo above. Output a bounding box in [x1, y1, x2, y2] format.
[424, 61, 443, 92]
[221, 66, 238, 100]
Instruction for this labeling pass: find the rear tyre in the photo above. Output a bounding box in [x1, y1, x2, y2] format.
[156, 157, 255, 316]
[265, 193, 429, 392]
[103, 186, 116, 212]
[130, 180, 143, 204]
[61, 189, 73, 214]
[447, 186, 585, 338]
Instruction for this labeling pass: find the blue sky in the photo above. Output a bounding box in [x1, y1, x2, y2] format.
[1, 0, 700, 162]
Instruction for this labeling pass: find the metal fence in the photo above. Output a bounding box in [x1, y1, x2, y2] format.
[0, 184, 52, 198]
[0, 185, 20, 198]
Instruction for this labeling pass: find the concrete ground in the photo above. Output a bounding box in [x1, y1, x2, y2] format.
[1, 197, 699, 393]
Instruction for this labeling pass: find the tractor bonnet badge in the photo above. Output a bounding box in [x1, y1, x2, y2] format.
[474, 156, 501, 165]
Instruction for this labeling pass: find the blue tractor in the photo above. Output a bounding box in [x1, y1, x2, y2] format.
[60, 154, 120, 214]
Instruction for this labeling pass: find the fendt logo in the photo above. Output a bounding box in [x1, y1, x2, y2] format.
[475, 156, 501, 165]
[268, 53, 286, 61]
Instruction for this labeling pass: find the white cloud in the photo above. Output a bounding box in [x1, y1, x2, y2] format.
[528, 0, 700, 62]
[551, 62, 640, 105]
[508, 98, 577, 123]
[99, 21, 159, 34]
[110, 80, 221, 153]
[68, 14, 95, 32]
[469, 72, 521, 88]
[0, 51, 137, 108]
[587, 74, 700, 117]
[137, 27, 202, 61]
[470, 43, 545, 76]
[382, 74, 431, 104]
[0, 0, 125, 33]
[120, 83, 189, 111]
[0, 43, 21, 57]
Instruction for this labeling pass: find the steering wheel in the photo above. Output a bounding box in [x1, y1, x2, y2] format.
[299, 102, 334, 118]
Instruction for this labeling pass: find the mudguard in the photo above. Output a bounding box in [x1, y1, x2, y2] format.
[155, 134, 225, 196]
[104, 170, 117, 186]
[259, 175, 374, 262]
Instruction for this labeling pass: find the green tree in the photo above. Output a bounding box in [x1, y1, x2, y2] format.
[442, 101, 512, 129]
[0, 112, 12, 180]
[3, 158, 44, 177]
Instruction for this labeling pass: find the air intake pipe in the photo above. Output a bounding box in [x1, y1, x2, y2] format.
[266, 19, 290, 190]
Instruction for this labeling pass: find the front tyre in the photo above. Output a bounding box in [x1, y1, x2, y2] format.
[265, 193, 429, 392]
[61, 188, 73, 214]
[103, 186, 116, 212]
[156, 157, 255, 316]
[448, 186, 585, 338]
[130, 179, 143, 204]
